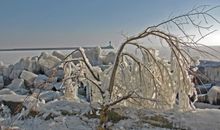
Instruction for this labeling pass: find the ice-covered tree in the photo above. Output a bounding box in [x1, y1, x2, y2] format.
[62, 5, 220, 129]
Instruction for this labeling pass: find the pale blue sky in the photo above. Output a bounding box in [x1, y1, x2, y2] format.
[0, 0, 220, 48]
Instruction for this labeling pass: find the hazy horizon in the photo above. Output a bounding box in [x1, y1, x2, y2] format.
[1, 45, 220, 65]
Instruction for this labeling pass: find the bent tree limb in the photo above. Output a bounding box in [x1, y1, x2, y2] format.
[108, 5, 220, 98]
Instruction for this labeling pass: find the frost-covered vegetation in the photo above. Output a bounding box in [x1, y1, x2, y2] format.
[0, 5, 220, 130]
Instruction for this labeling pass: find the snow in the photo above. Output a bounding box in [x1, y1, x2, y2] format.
[194, 102, 220, 109]
[39, 91, 62, 102]
[177, 109, 220, 130]
[7, 79, 29, 95]
[0, 88, 16, 95]
[0, 98, 220, 130]
[0, 94, 30, 103]
[38, 52, 61, 72]
[52, 51, 66, 60]
[20, 70, 38, 86]
[207, 86, 220, 105]
[115, 107, 220, 130]
[9, 116, 95, 130]
[1, 47, 220, 130]
[34, 74, 48, 86]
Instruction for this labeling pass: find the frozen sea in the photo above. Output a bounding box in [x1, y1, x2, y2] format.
[0, 49, 115, 65]
[0, 50, 74, 65]
[1, 46, 219, 65]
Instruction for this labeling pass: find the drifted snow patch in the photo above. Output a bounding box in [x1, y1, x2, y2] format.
[207, 86, 220, 105]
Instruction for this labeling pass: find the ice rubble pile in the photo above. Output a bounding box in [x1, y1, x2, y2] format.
[0, 46, 219, 129]
[0, 47, 115, 123]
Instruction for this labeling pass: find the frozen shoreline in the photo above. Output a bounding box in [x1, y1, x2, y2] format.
[0, 48, 220, 130]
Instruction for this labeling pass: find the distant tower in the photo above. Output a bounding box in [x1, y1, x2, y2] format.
[101, 41, 114, 49]
[108, 41, 114, 49]
[109, 41, 112, 46]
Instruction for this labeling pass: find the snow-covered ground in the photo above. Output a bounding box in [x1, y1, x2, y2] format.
[177, 109, 220, 130]
[1, 100, 220, 130]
